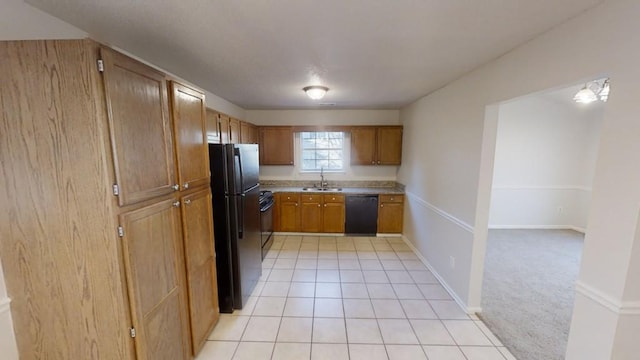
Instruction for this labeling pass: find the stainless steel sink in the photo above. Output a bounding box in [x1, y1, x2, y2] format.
[301, 187, 343, 192]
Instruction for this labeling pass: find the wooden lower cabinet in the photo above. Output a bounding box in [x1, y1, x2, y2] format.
[378, 194, 404, 233]
[119, 198, 191, 360]
[322, 194, 345, 233]
[274, 192, 402, 234]
[180, 189, 219, 355]
[300, 195, 323, 232]
[278, 193, 300, 232]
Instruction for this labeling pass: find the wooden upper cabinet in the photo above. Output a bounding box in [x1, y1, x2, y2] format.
[205, 109, 221, 144]
[180, 189, 219, 355]
[119, 199, 191, 360]
[219, 114, 230, 144]
[250, 124, 259, 144]
[377, 127, 403, 165]
[100, 47, 177, 206]
[240, 121, 251, 144]
[350, 126, 403, 166]
[229, 117, 241, 144]
[240, 121, 258, 144]
[169, 81, 209, 191]
[259, 126, 294, 165]
[350, 127, 377, 165]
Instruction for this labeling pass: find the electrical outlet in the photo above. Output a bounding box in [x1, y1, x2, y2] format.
[449, 256, 455, 269]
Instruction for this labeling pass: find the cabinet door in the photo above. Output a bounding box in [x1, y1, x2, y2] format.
[350, 127, 377, 165]
[229, 118, 241, 144]
[219, 114, 230, 144]
[170, 81, 209, 191]
[323, 195, 345, 233]
[250, 124, 259, 144]
[101, 47, 177, 206]
[300, 195, 322, 232]
[377, 127, 403, 165]
[119, 199, 190, 360]
[180, 189, 219, 355]
[205, 109, 221, 144]
[240, 121, 251, 144]
[259, 127, 294, 165]
[279, 193, 300, 232]
[378, 201, 404, 233]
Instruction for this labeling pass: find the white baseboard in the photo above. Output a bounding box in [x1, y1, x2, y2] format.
[401, 235, 479, 314]
[273, 232, 403, 237]
[273, 232, 345, 237]
[489, 224, 586, 233]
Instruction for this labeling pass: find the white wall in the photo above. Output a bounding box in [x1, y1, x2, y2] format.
[0, 259, 18, 360]
[489, 95, 603, 231]
[398, 0, 640, 358]
[247, 109, 401, 181]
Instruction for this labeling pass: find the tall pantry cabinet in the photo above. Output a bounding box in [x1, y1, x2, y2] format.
[0, 39, 218, 360]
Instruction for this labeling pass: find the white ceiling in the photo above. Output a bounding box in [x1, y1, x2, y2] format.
[26, 0, 604, 109]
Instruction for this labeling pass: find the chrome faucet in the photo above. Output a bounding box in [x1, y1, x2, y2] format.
[320, 166, 328, 189]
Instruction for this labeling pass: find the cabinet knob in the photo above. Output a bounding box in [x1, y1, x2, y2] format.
[172, 184, 179, 191]
[318, 204, 321, 207]
[173, 201, 180, 207]
[371, 161, 375, 164]
[287, 196, 291, 200]
[183, 183, 189, 189]
[184, 199, 192, 205]
[295, 203, 298, 206]
[332, 197, 335, 200]
[390, 197, 394, 201]
[377, 161, 381, 164]
[381, 204, 384, 208]
[324, 204, 327, 207]
[309, 197, 313, 200]
[290, 161, 293, 164]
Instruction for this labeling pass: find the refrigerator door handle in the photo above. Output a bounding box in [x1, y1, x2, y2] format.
[234, 147, 244, 192]
[237, 194, 244, 239]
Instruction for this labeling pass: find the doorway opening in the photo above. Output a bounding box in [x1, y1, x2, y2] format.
[479, 81, 606, 360]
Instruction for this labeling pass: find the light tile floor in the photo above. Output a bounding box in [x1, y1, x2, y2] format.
[198, 235, 516, 360]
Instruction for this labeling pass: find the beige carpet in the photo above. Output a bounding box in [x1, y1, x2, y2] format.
[480, 229, 584, 360]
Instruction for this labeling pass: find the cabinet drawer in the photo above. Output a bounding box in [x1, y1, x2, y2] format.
[379, 194, 404, 203]
[280, 193, 300, 202]
[301, 194, 322, 203]
[323, 194, 345, 203]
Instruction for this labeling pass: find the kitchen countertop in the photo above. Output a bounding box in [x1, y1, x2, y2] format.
[260, 186, 405, 195]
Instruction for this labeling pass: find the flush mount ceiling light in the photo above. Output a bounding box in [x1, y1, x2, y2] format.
[303, 85, 329, 100]
[573, 79, 610, 104]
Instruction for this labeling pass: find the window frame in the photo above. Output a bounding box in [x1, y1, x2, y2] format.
[299, 131, 346, 173]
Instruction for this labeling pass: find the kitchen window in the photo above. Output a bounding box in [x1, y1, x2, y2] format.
[300, 131, 344, 171]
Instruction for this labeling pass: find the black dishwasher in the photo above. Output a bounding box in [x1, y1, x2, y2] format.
[345, 195, 379, 235]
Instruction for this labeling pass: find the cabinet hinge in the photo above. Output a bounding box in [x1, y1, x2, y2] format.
[112, 184, 120, 196]
[97, 59, 105, 73]
[129, 327, 136, 338]
[118, 226, 124, 238]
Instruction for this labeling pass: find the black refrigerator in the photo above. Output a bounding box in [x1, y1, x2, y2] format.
[209, 144, 262, 313]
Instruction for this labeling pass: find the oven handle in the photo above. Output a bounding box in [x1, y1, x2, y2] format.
[260, 201, 275, 212]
